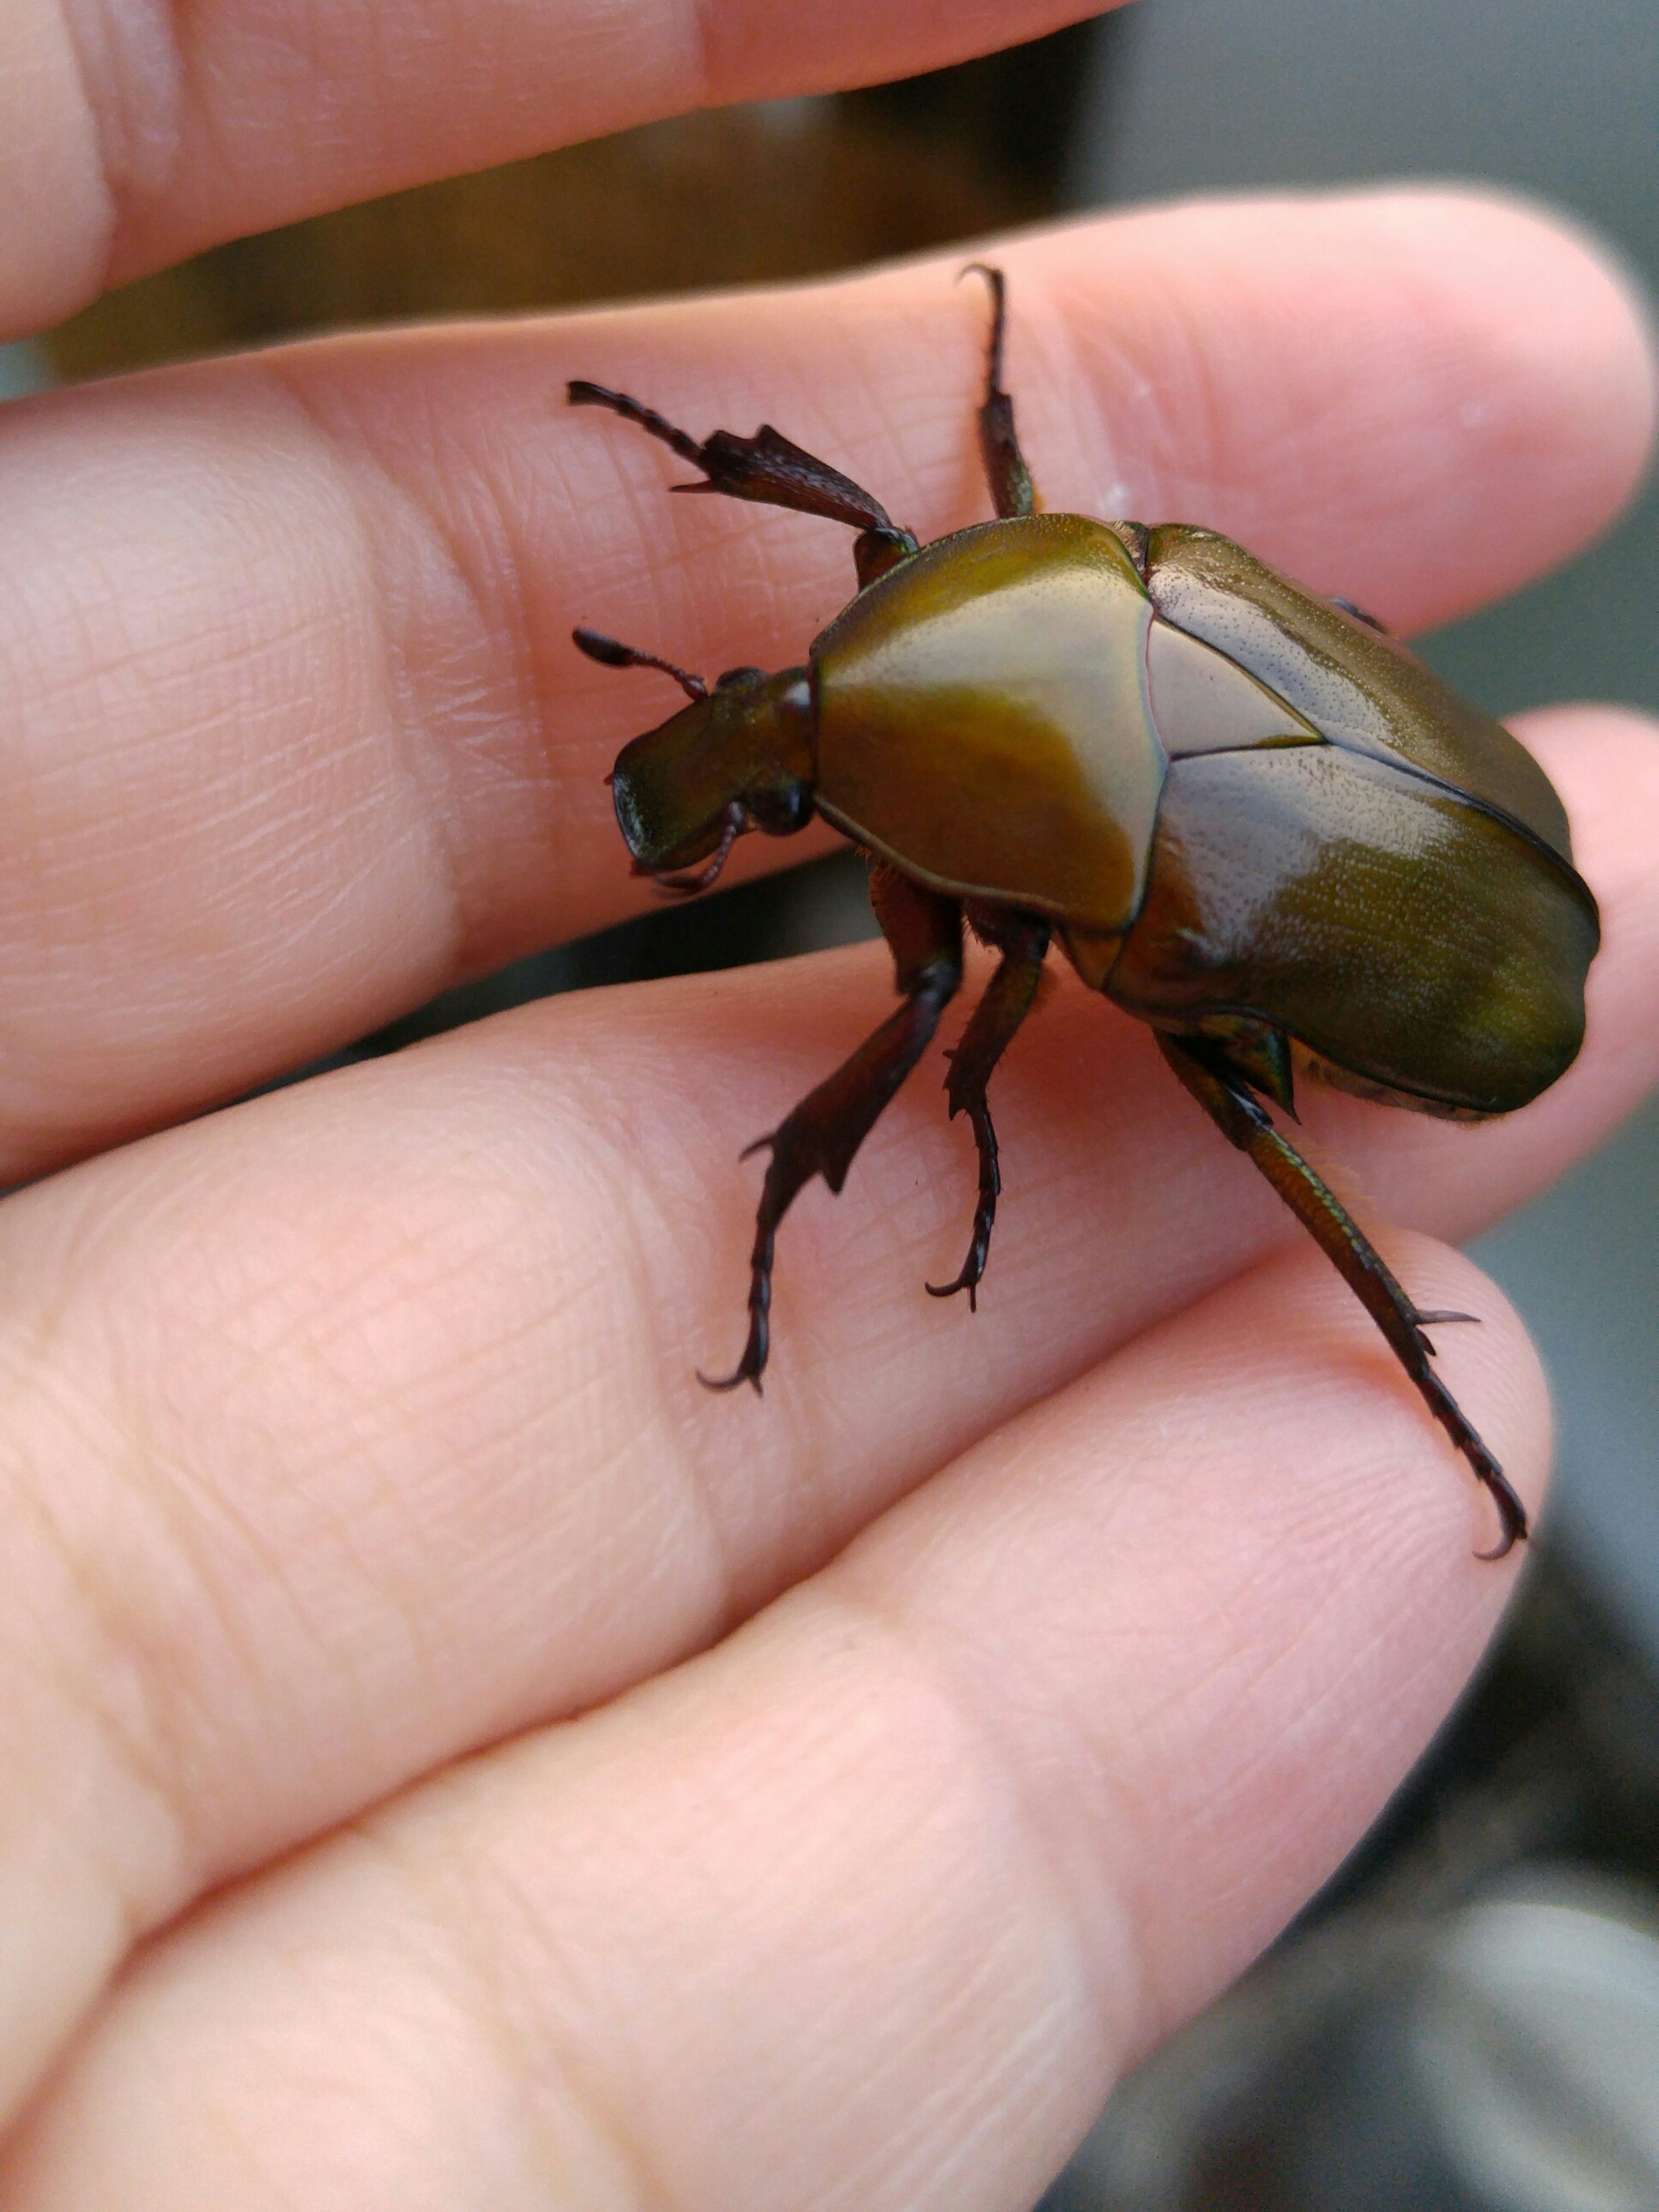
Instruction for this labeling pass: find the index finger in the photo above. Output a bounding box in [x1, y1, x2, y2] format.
[1, 0, 1110, 334]
[0, 194, 1651, 1177]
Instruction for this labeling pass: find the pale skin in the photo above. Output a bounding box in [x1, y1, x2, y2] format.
[0, 0, 1656, 2203]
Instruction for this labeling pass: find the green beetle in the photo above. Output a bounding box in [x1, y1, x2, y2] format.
[570, 269, 1599, 1558]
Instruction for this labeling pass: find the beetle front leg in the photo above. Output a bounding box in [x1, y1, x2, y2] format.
[926, 908, 1051, 1307]
[1157, 1034, 1528, 1558]
[701, 873, 963, 1393]
[567, 381, 918, 589]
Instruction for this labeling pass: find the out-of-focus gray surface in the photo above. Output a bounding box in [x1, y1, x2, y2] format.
[1071, 0, 1659, 1664]
[1471, 1116, 1659, 1673]
[0, 344, 48, 400]
[1052, 1861, 1659, 2211]
[1074, 0, 1658, 255]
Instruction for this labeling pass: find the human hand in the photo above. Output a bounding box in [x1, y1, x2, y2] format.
[0, 3, 1656, 2204]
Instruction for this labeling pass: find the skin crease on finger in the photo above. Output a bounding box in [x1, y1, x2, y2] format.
[0, 702, 1651, 2138]
[0, 1237, 1548, 2212]
[0, 195, 1653, 1176]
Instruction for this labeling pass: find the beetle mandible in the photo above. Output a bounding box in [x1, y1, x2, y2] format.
[569, 267, 1599, 1559]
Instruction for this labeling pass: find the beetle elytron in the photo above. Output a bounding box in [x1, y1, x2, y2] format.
[570, 269, 1598, 1558]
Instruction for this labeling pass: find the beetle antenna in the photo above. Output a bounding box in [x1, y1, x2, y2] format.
[572, 625, 708, 701]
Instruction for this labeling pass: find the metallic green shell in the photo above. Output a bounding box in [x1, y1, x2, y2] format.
[1109, 746, 1599, 1115]
[810, 515, 1166, 932]
[1144, 526, 1576, 858]
[806, 511, 1595, 1116]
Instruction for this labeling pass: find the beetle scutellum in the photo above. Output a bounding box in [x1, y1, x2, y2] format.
[570, 268, 1599, 1558]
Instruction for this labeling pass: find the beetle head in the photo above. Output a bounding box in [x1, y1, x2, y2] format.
[578, 628, 816, 892]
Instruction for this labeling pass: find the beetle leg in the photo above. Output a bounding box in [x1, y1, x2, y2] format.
[1156, 1034, 1528, 1559]
[1329, 594, 1392, 635]
[963, 264, 1040, 521]
[567, 381, 918, 587]
[926, 909, 1051, 1307]
[700, 873, 963, 1394]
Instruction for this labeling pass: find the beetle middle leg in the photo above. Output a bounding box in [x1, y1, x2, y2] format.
[567, 381, 918, 588]
[926, 907, 1051, 1307]
[1157, 1033, 1528, 1558]
[964, 264, 1040, 521]
[702, 871, 963, 1394]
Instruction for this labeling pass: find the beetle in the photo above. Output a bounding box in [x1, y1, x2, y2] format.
[569, 267, 1599, 1558]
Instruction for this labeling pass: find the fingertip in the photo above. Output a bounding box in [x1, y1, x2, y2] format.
[1391, 185, 1657, 552]
[1025, 188, 1656, 630]
[1511, 704, 1659, 1087]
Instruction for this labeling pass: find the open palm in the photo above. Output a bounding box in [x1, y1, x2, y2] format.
[0, 2, 1655, 2205]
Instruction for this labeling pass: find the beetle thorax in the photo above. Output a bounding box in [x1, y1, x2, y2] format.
[811, 514, 1167, 932]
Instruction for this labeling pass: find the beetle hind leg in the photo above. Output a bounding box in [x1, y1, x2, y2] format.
[927, 910, 1051, 1306]
[1157, 1034, 1527, 1558]
[963, 264, 1040, 521]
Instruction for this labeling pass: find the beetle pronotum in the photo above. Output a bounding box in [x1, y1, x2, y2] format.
[570, 269, 1599, 1558]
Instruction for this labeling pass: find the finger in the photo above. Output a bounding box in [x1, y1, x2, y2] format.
[0, 0, 1110, 335]
[0, 702, 1650, 2123]
[0, 194, 1651, 1172]
[0, 1238, 1548, 2212]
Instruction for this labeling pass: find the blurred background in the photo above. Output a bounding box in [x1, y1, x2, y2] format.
[6, 1, 1656, 2202]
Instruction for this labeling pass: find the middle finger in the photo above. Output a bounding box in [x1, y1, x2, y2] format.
[0, 190, 1651, 1175]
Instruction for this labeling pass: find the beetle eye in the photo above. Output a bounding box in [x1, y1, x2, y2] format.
[715, 665, 768, 690]
[747, 781, 813, 835]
